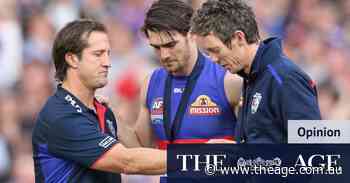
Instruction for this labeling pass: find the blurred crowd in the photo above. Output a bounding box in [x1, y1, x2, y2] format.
[0, 0, 349, 182]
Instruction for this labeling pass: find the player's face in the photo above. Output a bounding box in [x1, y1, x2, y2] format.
[77, 31, 111, 89]
[195, 33, 246, 74]
[147, 30, 192, 75]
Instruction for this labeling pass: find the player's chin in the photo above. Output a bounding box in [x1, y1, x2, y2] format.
[95, 79, 108, 89]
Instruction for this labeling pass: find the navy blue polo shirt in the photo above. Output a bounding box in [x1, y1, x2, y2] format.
[32, 85, 121, 183]
[236, 37, 321, 143]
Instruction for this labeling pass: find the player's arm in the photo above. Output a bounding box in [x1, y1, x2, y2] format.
[114, 113, 142, 148]
[224, 71, 243, 112]
[93, 75, 161, 173]
[134, 75, 157, 148]
[106, 74, 156, 148]
[91, 143, 166, 175]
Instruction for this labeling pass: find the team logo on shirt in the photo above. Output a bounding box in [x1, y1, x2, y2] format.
[150, 97, 163, 125]
[189, 95, 221, 115]
[251, 92, 262, 114]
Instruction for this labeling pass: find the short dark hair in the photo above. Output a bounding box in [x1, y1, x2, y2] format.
[191, 0, 260, 45]
[52, 19, 107, 82]
[141, 0, 193, 37]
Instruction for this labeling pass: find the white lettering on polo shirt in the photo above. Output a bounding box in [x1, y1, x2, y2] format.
[65, 95, 82, 113]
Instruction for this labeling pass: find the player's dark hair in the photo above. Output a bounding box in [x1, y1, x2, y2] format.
[52, 19, 107, 82]
[141, 0, 193, 38]
[191, 0, 260, 45]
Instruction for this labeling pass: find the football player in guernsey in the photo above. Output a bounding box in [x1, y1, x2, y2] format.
[134, 0, 242, 150]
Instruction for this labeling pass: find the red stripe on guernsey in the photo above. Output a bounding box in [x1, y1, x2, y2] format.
[94, 100, 106, 133]
[157, 136, 235, 150]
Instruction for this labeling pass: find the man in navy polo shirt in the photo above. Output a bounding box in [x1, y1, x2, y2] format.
[32, 19, 166, 183]
[191, 0, 321, 143]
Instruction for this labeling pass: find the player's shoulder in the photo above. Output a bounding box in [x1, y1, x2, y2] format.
[148, 67, 167, 86]
[151, 67, 167, 76]
[280, 57, 309, 80]
[199, 54, 227, 81]
[265, 56, 311, 88]
[39, 93, 84, 124]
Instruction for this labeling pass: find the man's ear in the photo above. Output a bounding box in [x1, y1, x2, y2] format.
[65, 53, 79, 69]
[233, 30, 247, 47]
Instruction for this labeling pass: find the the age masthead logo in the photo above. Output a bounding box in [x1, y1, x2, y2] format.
[189, 95, 221, 115]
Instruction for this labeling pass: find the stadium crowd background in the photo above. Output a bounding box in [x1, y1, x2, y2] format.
[0, 0, 349, 182]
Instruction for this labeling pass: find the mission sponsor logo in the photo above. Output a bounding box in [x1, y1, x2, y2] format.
[151, 97, 163, 124]
[189, 95, 221, 115]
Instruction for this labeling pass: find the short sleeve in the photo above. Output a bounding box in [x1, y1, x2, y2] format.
[47, 113, 118, 167]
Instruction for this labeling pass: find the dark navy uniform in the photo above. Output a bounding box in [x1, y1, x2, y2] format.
[236, 37, 321, 143]
[32, 85, 121, 183]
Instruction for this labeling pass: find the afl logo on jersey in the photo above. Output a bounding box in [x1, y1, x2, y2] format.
[151, 97, 163, 125]
[189, 95, 221, 115]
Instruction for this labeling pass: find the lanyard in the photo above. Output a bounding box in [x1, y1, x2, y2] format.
[163, 54, 204, 142]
